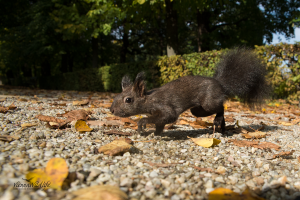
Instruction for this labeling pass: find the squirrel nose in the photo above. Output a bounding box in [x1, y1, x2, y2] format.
[110, 107, 114, 113]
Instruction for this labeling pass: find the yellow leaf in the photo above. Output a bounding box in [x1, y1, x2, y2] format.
[21, 123, 37, 128]
[224, 104, 228, 110]
[208, 187, 265, 200]
[262, 108, 266, 112]
[187, 136, 221, 148]
[242, 131, 268, 139]
[72, 185, 128, 200]
[75, 120, 93, 133]
[275, 103, 280, 107]
[26, 158, 68, 190]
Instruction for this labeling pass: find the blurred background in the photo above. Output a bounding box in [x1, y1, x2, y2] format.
[0, 0, 299, 92]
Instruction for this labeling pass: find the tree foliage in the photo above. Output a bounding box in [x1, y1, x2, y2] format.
[0, 0, 299, 81]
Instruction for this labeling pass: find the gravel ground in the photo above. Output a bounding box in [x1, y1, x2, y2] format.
[0, 86, 300, 200]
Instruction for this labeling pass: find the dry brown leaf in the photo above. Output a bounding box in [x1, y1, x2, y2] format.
[49, 103, 67, 107]
[8, 103, 17, 110]
[75, 120, 93, 133]
[178, 119, 190, 125]
[103, 130, 133, 136]
[278, 121, 293, 126]
[72, 185, 128, 200]
[59, 109, 91, 121]
[272, 150, 295, 159]
[242, 131, 268, 139]
[0, 106, 9, 113]
[18, 98, 28, 102]
[98, 103, 112, 108]
[297, 156, 300, 163]
[73, 99, 89, 106]
[98, 138, 133, 156]
[228, 139, 280, 150]
[121, 118, 137, 125]
[36, 114, 66, 123]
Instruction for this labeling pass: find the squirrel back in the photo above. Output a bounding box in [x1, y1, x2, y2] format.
[213, 47, 270, 107]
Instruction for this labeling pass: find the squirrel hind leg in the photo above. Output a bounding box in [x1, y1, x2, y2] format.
[213, 111, 225, 134]
[154, 124, 165, 135]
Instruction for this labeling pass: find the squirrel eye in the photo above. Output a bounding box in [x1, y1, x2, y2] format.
[125, 98, 132, 103]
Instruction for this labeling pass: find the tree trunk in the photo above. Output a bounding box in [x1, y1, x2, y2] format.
[165, 0, 178, 57]
[92, 37, 98, 68]
[120, 21, 129, 63]
[196, 9, 210, 52]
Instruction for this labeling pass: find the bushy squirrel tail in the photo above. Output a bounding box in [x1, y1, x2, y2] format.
[213, 47, 271, 107]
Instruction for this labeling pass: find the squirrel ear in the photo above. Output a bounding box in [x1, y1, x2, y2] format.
[121, 75, 132, 91]
[133, 72, 146, 97]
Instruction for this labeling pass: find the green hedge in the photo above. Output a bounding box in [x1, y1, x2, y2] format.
[4, 43, 300, 100]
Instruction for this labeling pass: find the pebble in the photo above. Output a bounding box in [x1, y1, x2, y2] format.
[1, 88, 300, 200]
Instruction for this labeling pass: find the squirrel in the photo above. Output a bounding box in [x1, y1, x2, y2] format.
[110, 48, 270, 135]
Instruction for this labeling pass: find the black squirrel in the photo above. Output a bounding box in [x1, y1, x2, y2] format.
[110, 48, 270, 134]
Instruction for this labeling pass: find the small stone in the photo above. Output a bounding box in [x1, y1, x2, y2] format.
[39, 142, 46, 148]
[123, 152, 130, 156]
[255, 160, 263, 168]
[263, 164, 270, 171]
[204, 180, 213, 188]
[294, 182, 300, 189]
[161, 179, 171, 187]
[96, 173, 111, 183]
[44, 151, 54, 157]
[216, 166, 226, 174]
[228, 176, 238, 185]
[180, 149, 187, 153]
[215, 176, 225, 183]
[120, 178, 133, 187]
[87, 168, 101, 182]
[206, 188, 214, 194]
[137, 162, 144, 167]
[149, 171, 158, 178]
[253, 177, 265, 186]
[246, 180, 256, 188]
[1, 188, 14, 200]
[252, 171, 261, 177]
[176, 176, 185, 184]
[171, 194, 181, 200]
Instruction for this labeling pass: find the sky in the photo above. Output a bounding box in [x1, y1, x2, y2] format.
[271, 27, 300, 44]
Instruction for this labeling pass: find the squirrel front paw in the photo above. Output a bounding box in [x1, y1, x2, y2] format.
[137, 119, 147, 133]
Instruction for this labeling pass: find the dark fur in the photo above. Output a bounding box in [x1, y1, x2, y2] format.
[110, 48, 270, 134]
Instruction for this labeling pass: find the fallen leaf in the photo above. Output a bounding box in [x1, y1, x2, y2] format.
[75, 120, 93, 133]
[242, 131, 268, 139]
[26, 158, 68, 190]
[72, 185, 128, 200]
[59, 109, 91, 121]
[164, 123, 177, 130]
[8, 103, 17, 110]
[272, 150, 295, 159]
[21, 123, 37, 128]
[208, 187, 265, 200]
[0, 106, 9, 113]
[98, 138, 133, 156]
[103, 130, 133, 136]
[188, 136, 221, 147]
[36, 115, 66, 123]
[73, 99, 89, 106]
[228, 140, 280, 151]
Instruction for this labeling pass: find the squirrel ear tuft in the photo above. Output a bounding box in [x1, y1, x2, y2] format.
[133, 72, 146, 97]
[121, 75, 132, 91]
